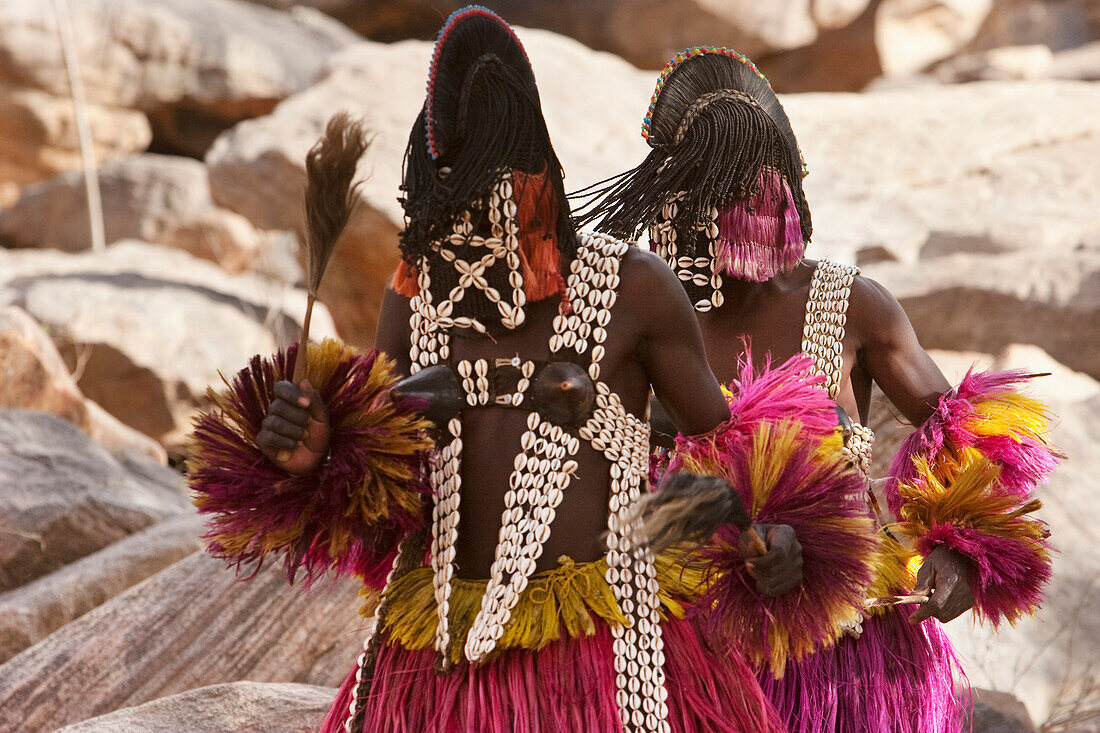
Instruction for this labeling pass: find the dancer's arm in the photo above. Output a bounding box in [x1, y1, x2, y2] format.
[851, 276, 1057, 627]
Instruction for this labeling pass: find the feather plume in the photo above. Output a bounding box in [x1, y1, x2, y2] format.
[892, 455, 1052, 626]
[883, 367, 1060, 625]
[660, 353, 878, 676]
[188, 339, 433, 588]
[294, 113, 370, 382]
[304, 112, 369, 294]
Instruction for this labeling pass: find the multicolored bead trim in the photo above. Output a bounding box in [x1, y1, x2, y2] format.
[424, 5, 531, 161]
[641, 46, 808, 177]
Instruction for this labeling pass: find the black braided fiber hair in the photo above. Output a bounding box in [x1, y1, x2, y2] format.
[399, 6, 575, 268]
[572, 48, 811, 245]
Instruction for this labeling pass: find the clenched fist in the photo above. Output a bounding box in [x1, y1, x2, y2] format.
[256, 379, 331, 475]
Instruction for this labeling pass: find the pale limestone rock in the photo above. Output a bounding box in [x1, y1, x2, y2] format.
[933, 44, 1054, 82]
[0, 154, 266, 273]
[0, 411, 187, 593]
[875, 0, 994, 75]
[0, 306, 167, 464]
[0, 242, 335, 447]
[863, 250, 1100, 380]
[0, 513, 203, 664]
[0, 83, 152, 186]
[55, 681, 336, 733]
[0, 552, 363, 731]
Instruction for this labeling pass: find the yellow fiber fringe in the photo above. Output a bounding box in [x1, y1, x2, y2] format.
[360, 553, 708, 664]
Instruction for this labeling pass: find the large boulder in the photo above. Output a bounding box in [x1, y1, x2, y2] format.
[55, 681, 335, 733]
[206, 30, 654, 346]
[863, 250, 1100, 380]
[0, 306, 167, 464]
[967, 688, 1038, 733]
[932, 44, 1055, 82]
[959, 0, 1095, 55]
[1051, 39, 1100, 81]
[0, 0, 358, 180]
[874, 0, 994, 76]
[0, 513, 203, 664]
[0, 155, 269, 273]
[0, 83, 152, 189]
[790, 81, 1100, 267]
[0, 242, 335, 448]
[0, 552, 364, 731]
[243, 0, 823, 69]
[0, 411, 188, 593]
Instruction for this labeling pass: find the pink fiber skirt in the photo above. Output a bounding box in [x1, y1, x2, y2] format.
[758, 607, 965, 733]
[321, 615, 785, 733]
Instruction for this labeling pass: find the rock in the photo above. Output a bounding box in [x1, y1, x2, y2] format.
[875, 0, 994, 76]
[244, 0, 820, 69]
[994, 344, 1100, 404]
[863, 250, 1100, 380]
[0, 0, 358, 162]
[207, 30, 654, 345]
[967, 688, 1038, 732]
[0, 513, 203, 664]
[961, 0, 1093, 55]
[789, 81, 1100, 266]
[0, 154, 267, 272]
[933, 44, 1054, 82]
[759, 0, 882, 92]
[0, 306, 86, 426]
[55, 681, 336, 733]
[0, 552, 364, 731]
[0, 241, 336, 448]
[0, 306, 167, 464]
[813, 0, 874, 29]
[0, 83, 152, 187]
[0, 411, 188, 593]
[1051, 40, 1100, 81]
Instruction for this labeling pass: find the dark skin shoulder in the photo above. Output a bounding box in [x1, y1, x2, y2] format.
[695, 258, 971, 623]
[257, 245, 799, 592]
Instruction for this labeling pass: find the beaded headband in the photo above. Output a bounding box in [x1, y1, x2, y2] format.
[425, 5, 531, 161]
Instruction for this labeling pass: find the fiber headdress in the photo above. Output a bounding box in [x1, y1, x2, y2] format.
[395, 6, 575, 325]
[574, 47, 811, 303]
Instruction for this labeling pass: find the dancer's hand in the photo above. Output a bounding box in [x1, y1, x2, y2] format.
[742, 524, 803, 596]
[909, 545, 974, 624]
[257, 380, 330, 475]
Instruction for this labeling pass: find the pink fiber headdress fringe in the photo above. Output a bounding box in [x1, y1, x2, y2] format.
[323, 617, 784, 733]
[714, 168, 806, 282]
[758, 607, 966, 733]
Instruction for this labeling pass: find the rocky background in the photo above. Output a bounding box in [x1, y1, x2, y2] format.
[1, 0, 1098, 731]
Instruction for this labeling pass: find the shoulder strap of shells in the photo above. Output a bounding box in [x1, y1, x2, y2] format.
[801, 258, 859, 400]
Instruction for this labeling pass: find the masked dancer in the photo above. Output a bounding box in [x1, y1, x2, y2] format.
[575, 46, 1060, 733]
